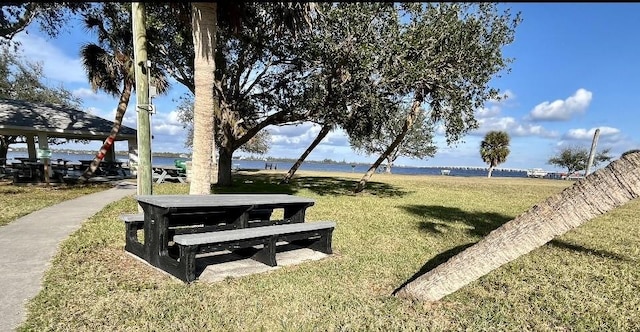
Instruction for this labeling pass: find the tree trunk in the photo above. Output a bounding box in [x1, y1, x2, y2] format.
[385, 155, 393, 174]
[0, 136, 9, 160]
[487, 165, 494, 178]
[189, 3, 218, 195]
[394, 152, 640, 302]
[217, 147, 233, 187]
[281, 124, 331, 184]
[354, 100, 421, 193]
[78, 81, 132, 182]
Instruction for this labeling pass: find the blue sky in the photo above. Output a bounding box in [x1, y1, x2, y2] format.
[10, 3, 640, 171]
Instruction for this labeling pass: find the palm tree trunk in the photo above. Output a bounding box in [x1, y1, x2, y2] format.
[281, 124, 331, 184]
[487, 166, 494, 178]
[394, 152, 640, 302]
[354, 100, 420, 193]
[78, 81, 132, 182]
[189, 2, 218, 195]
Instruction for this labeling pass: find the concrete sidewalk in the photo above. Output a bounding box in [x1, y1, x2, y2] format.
[0, 182, 137, 332]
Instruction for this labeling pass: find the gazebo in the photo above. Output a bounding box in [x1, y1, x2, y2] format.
[0, 98, 139, 175]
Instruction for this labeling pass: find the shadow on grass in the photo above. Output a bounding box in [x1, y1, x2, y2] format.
[400, 204, 512, 237]
[392, 238, 631, 295]
[214, 173, 409, 198]
[547, 239, 631, 262]
[392, 209, 632, 295]
[392, 242, 475, 296]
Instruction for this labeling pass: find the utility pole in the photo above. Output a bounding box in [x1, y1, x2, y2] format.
[132, 2, 152, 196]
[585, 128, 601, 176]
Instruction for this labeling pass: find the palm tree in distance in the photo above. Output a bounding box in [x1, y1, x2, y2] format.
[78, 3, 168, 182]
[480, 130, 510, 178]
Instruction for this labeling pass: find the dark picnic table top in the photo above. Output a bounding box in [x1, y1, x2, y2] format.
[134, 194, 315, 209]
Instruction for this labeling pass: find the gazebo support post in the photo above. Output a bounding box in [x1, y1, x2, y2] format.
[37, 132, 50, 185]
[26, 135, 36, 160]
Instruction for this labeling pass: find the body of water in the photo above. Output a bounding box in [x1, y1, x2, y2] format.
[6, 151, 537, 178]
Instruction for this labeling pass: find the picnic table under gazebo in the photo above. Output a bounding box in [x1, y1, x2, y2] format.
[0, 98, 139, 183]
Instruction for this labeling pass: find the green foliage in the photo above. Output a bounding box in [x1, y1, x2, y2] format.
[175, 93, 271, 154]
[351, 104, 437, 169]
[80, 3, 169, 96]
[298, 3, 395, 129]
[0, 3, 90, 44]
[0, 46, 80, 107]
[480, 130, 511, 168]
[374, 3, 521, 145]
[548, 146, 612, 174]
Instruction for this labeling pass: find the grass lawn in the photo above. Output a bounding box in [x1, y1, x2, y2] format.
[18, 171, 640, 331]
[0, 181, 113, 226]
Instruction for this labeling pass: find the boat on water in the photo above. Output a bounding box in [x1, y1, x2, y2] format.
[526, 168, 548, 178]
[562, 171, 585, 180]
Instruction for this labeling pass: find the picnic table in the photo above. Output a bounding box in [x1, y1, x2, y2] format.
[10, 159, 54, 182]
[77, 160, 126, 176]
[124, 194, 335, 282]
[152, 165, 186, 183]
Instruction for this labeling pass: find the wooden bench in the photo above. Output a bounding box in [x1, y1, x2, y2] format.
[169, 221, 335, 282]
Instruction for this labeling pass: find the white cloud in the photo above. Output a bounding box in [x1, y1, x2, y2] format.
[72, 88, 101, 100]
[564, 126, 621, 140]
[83, 106, 100, 116]
[322, 128, 350, 146]
[153, 123, 185, 136]
[269, 123, 320, 147]
[122, 110, 137, 128]
[151, 110, 186, 135]
[13, 32, 87, 84]
[473, 117, 559, 138]
[164, 111, 183, 125]
[476, 105, 502, 119]
[529, 88, 592, 121]
[512, 123, 559, 138]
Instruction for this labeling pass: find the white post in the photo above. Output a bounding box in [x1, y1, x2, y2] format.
[37, 133, 50, 184]
[585, 128, 601, 176]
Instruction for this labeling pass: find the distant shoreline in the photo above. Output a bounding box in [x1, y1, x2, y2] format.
[6, 148, 372, 166]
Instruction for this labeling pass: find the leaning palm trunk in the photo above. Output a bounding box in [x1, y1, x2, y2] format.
[189, 3, 218, 195]
[394, 152, 640, 302]
[281, 124, 331, 184]
[78, 81, 132, 182]
[354, 100, 420, 193]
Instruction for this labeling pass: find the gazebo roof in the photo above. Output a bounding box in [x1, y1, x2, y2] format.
[0, 98, 137, 140]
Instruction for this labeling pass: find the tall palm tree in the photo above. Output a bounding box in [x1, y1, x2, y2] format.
[189, 2, 218, 194]
[480, 130, 510, 178]
[79, 4, 167, 181]
[188, 2, 318, 193]
[394, 151, 640, 302]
